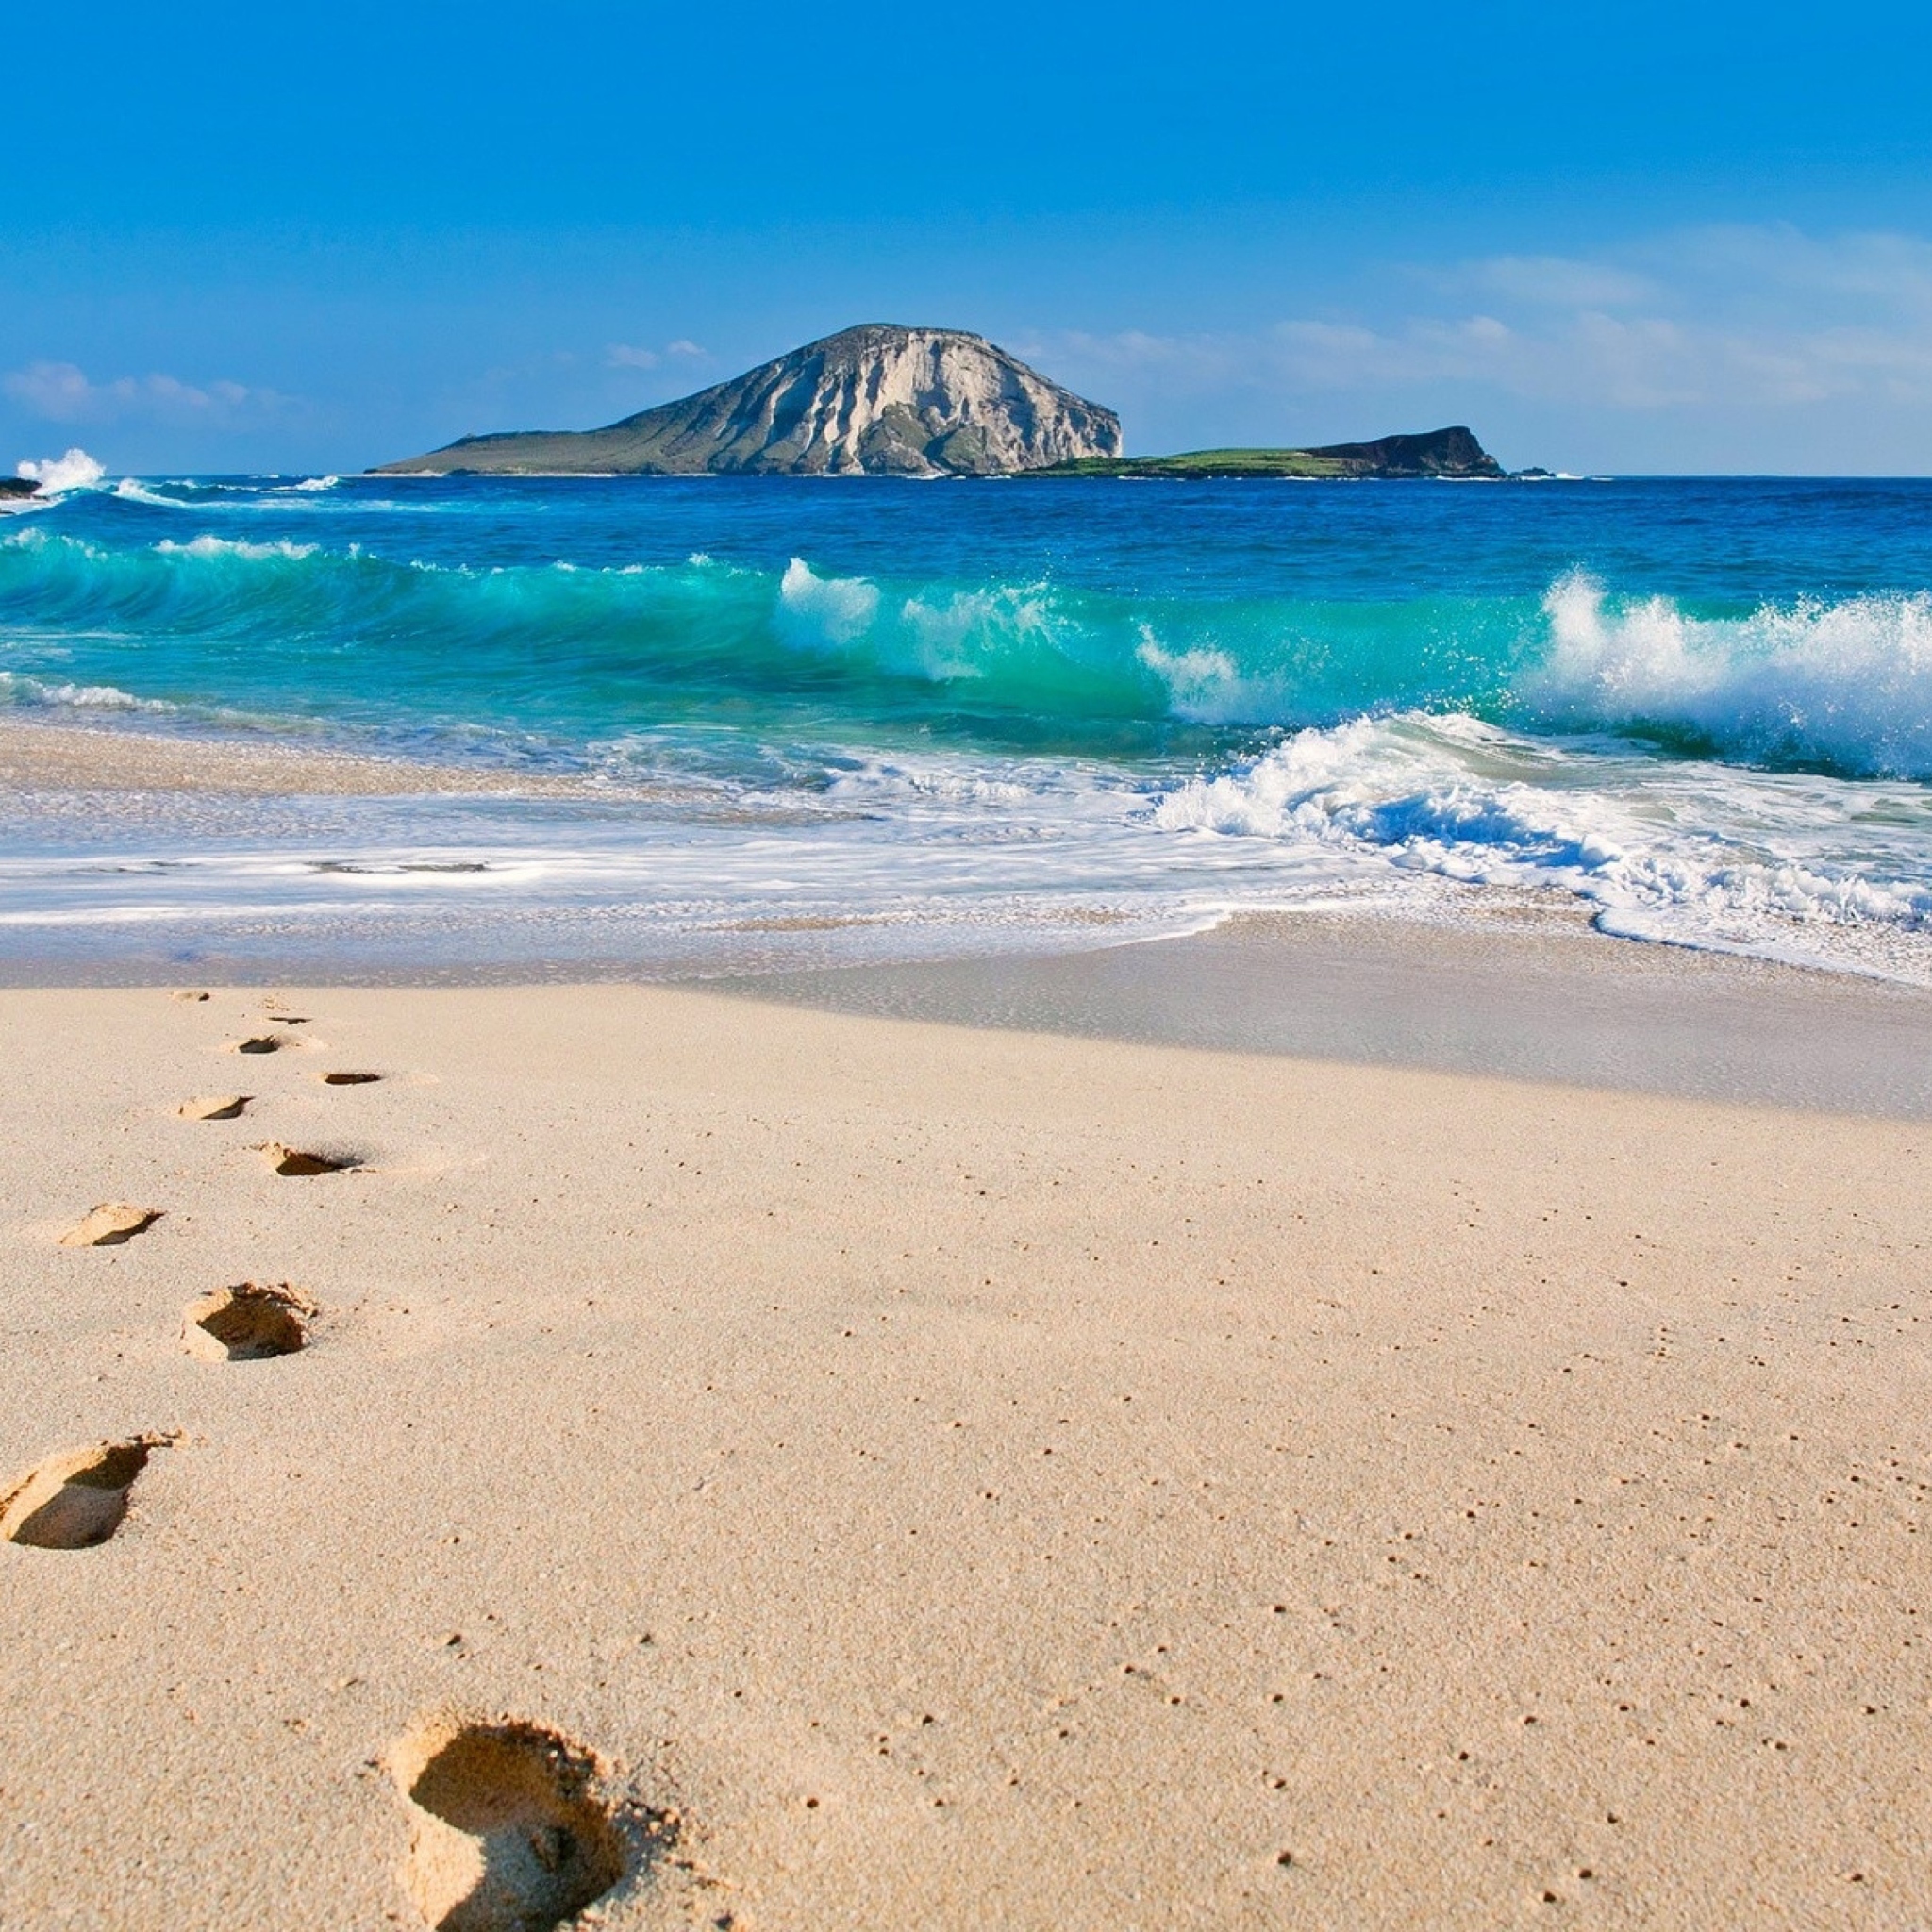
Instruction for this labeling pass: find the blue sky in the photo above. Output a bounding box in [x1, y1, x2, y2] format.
[5, 1, 1931, 475]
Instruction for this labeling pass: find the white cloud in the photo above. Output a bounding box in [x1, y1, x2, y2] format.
[1453, 255, 1659, 308]
[1036, 225, 1932, 433]
[2, 360, 289, 425]
[606, 339, 708, 370]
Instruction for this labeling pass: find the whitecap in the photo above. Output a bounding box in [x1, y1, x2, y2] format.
[1528, 570, 1932, 781]
[154, 534, 320, 561]
[113, 477, 194, 508]
[0, 671, 175, 713]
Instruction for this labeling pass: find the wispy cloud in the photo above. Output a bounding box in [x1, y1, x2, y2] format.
[1037, 226, 1932, 431]
[3, 360, 291, 426]
[606, 339, 708, 370]
[1445, 254, 1659, 308]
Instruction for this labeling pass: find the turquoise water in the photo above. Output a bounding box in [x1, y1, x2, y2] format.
[3, 469, 1931, 977]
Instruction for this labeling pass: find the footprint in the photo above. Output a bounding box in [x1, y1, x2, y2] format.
[179, 1094, 251, 1121]
[59, 1203, 161, 1247]
[172, 990, 211, 1003]
[391, 1715, 626, 1932]
[1, 1435, 173, 1549]
[320, 1072, 382, 1086]
[230, 1035, 287, 1056]
[185, 1283, 312, 1360]
[258, 1141, 358, 1176]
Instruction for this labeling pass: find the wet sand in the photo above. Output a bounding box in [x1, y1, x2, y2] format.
[0, 716, 637, 798]
[735, 908, 1932, 1117]
[2, 979, 1928, 1927]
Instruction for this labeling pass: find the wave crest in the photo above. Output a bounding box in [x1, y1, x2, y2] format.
[0, 670, 175, 713]
[154, 534, 321, 561]
[1529, 571, 1932, 780]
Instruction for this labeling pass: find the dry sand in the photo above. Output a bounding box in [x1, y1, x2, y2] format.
[1, 980, 1928, 1927]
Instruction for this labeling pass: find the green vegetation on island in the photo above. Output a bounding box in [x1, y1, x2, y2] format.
[1034, 448, 1358, 479]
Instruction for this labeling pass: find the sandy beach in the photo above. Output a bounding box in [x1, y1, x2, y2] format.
[3, 975, 1927, 1927]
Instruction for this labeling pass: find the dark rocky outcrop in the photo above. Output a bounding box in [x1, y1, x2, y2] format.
[374, 325, 1122, 478]
[1300, 426, 1505, 477]
[0, 477, 40, 500]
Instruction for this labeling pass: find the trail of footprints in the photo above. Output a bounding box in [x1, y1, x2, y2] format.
[9, 991, 637, 1930]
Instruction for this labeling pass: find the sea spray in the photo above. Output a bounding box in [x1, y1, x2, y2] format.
[1528, 570, 1932, 780]
[14, 448, 105, 495]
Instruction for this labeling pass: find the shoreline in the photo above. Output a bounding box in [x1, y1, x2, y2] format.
[1, 907, 1925, 1122]
[4, 713, 1930, 1119]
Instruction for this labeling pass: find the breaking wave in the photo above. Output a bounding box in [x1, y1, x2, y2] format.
[1528, 571, 1932, 780]
[1152, 712, 1932, 965]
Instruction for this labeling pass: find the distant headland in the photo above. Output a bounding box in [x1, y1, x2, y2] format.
[371, 325, 1515, 480]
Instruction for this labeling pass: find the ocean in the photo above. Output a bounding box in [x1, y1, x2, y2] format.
[3, 466, 1931, 982]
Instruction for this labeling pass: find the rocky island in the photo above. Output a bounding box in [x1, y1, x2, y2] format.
[1032, 425, 1507, 479]
[374, 325, 1122, 478]
[373, 325, 1516, 481]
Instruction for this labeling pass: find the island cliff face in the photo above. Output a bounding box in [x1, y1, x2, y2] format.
[374, 325, 1123, 478]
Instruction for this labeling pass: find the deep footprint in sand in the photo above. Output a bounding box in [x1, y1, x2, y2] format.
[172, 990, 210, 1003]
[59, 1203, 161, 1247]
[178, 1094, 251, 1121]
[320, 1071, 382, 1086]
[391, 1715, 626, 1932]
[0, 1436, 172, 1549]
[258, 1141, 358, 1176]
[230, 1035, 288, 1056]
[185, 1283, 312, 1360]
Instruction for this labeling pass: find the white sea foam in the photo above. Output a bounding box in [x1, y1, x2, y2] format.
[154, 534, 320, 561]
[15, 448, 106, 495]
[0, 671, 175, 713]
[290, 475, 340, 492]
[1152, 711, 1932, 974]
[1529, 571, 1932, 779]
